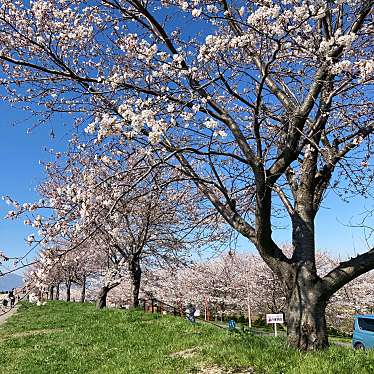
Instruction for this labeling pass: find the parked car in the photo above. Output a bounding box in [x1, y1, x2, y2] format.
[352, 314, 374, 349]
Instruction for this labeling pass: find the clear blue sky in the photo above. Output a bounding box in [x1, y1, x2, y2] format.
[0, 101, 372, 273]
[0, 101, 69, 272]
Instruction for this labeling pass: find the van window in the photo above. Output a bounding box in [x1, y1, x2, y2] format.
[358, 318, 374, 332]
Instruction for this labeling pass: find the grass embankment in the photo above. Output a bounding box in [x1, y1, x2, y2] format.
[0, 302, 372, 374]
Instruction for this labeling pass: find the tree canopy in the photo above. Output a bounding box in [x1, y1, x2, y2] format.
[0, 0, 373, 350]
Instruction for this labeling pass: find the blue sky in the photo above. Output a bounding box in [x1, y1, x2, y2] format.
[0, 101, 69, 273]
[0, 101, 372, 274]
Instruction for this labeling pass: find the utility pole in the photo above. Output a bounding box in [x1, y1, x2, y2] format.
[246, 280, 252, 328]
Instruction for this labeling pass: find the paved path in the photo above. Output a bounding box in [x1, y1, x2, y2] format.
[333, 341, 351, 348]
[0, 305, 19, 326]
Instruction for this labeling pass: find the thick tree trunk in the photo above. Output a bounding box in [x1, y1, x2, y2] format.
[284, 264, 329, 351]
[96, 286, 109, 309]
[282, 192, 330, 350]
[80, 275, 86, 303]
[66, 281, 71, 302]
[286, 287, 328, 350]
[129, 256, 142, 308]
[48, 286, 54, 300]
[55, 283, 60, 300]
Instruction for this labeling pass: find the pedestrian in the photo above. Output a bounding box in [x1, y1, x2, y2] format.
[186, 303, 196, 323]
[8, 289, 15, 307]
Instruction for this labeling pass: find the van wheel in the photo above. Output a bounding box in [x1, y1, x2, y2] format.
[354, 342, 365, 350]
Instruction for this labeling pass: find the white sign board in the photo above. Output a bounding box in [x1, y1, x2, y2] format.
[266, 314, 283, 337]
[266, 314, 284, 324]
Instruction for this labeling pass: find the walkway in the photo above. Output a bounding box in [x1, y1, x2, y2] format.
[0, 305, 19, 326]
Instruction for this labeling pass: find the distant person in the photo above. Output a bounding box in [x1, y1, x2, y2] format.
[194, 308, 200, 318]
[8, 289, 15, 307]
[29, 293, 38, 304]
[186, 303, 196, 323]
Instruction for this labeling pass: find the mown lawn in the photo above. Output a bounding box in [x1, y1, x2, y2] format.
[0, 301, 373, 374]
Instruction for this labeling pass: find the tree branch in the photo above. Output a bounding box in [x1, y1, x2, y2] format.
[322, 248, 374, 297]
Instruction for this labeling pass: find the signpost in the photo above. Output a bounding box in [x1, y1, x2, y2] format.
[266, 313, 284, 337]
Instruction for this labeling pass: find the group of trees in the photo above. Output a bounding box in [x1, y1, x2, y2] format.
[25, 248, 374, 335]
[144, 251, 374, 333]
[106, 248, 374, 335]
[25, 244, 101, 303]
[0, 0, 372, 350]
[16, 143, 227, 309]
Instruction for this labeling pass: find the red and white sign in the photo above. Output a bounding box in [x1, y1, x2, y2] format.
[266, 314, 284, 324]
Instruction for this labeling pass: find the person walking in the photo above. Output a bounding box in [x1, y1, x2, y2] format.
[8, 289, 15, 308]
[186, 303, 196, 323]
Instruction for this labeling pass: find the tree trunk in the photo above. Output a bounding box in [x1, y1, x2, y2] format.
[96, 264, 122, 309]
[284, 264, 328, 351]
[96, 286, 109, 309]
[80, 275, 86, 303]
[129, 256, 142, 308]
[282, 192, 330, 350]
[66, 281, 71, 302]
[55, 283, 60, 300]
[48, 286, 54, 300]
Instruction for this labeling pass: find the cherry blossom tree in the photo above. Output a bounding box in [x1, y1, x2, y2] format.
[24, 242, 101, 302]
[0, 0, 373, 349]
[144, 249, 374, 333]
[144, 251, 286, 322]
[7, 143, 226, 308]
[69, 151, 223, 308]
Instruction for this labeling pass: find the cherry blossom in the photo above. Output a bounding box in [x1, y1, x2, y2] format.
[0, 0, 372, 350]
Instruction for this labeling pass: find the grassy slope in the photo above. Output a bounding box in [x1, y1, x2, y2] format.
[0, 302, 373, 374]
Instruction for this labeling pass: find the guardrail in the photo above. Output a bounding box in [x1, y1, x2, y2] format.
[137, 297, 231, 330]
[138, 298, 183, 316]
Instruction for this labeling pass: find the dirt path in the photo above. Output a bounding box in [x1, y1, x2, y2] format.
[0, 306, 19, 326]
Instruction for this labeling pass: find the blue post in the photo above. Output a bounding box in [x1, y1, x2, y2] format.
[228, 320, 236, 331]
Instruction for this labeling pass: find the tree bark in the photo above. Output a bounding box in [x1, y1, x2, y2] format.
[48, 286, 54, 300]
[80, 274, 86, 303]
[66, 281, 71, 302]
[256, 198, 330, 350]
[96, 262, 123, 309]
[282, 186, 330, 350]
[96, 286, 110, 309]
[129, 256, 142, 308]
[285, 274, 328, 350]
[55, 283, 60, 300]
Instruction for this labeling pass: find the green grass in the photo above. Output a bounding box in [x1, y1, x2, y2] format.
[329, 335, 352, 344]
[0, 302, 373, 374]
